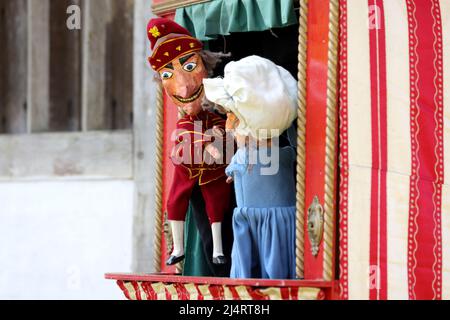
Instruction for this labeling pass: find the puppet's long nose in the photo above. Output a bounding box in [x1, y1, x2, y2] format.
[175, 73, 197, 98]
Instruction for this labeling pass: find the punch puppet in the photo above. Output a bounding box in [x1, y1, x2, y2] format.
[147, 18, 232, 266]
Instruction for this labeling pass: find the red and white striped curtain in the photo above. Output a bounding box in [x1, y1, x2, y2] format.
[338, 0, 450, 299]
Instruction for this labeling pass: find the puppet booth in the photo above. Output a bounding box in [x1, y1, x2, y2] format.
[106, 0, 450, 300]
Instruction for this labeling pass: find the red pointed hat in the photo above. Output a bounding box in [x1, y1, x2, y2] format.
[147, 18, 203, 72]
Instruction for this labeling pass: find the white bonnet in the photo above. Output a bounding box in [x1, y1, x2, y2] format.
[203, 55, 298, 140]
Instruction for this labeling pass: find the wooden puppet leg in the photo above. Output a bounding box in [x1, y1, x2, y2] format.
[170, 220, 185, 257]
[211, 222, 223, 258]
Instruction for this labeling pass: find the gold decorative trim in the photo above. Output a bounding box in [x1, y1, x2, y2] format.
[166, 284, 179, 299]
[296, 0, 309, 279]
[153, 83, 164, 272]
[323, 0, 339, 281]
[298, 287, 323, 300]
[307, 196, 324, 256]
[198, 285, 213, 300]
[119, 281, 325, 300]
[151, 282, 167, 300]
[124, 281, 138, 300]
[258, 287, 282, 300]
[138, 282, 149, 300]
[152, 0, 211, 16]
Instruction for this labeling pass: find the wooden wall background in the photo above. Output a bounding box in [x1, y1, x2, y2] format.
[0, 0, 159, 273]
[0, 0, 134, 134]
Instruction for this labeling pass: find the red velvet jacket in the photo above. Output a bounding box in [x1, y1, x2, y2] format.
[171, 110, 228, 185]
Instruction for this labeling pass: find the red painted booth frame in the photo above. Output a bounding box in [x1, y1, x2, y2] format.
[106, 0, 342, 300]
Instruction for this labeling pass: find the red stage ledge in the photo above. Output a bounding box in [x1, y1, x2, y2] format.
[105, 273, 333, 287]
[105, 273, 339, 300]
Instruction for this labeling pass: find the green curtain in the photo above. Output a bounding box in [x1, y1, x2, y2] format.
[182, 204, 211, 276]
[175, 0, 297, 41]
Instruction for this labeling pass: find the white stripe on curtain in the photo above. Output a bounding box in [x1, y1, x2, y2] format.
[384, 0, 410, 300]
[347, 0, 372, 300]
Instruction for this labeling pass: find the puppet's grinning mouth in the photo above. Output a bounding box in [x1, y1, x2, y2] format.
[174, 85, 204, 104]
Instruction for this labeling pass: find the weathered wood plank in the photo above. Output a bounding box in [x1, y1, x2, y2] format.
[105, 0, 134, 130]
[2, 0, 28, 134]
[0, 0, 6, 133]
[50, 0, 82, 132]
[81, 0, 111, 131]
[131, 0, 157, 273]
[27, 0, 50, 133]
[0, 130, 133, 180]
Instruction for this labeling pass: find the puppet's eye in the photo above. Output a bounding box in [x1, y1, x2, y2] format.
[183, 62, 197, 72]
[161, 71, 173, 80]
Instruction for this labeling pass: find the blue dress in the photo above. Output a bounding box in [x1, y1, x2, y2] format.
[225, 146, 296, 279]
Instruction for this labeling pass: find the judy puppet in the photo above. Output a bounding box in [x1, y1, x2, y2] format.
[203, 55, 298, 279]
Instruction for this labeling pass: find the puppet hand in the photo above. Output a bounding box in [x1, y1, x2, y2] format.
[211, 126, 225, 139]
[226, 176, 234, 184]
[205, 143, 222, 160]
